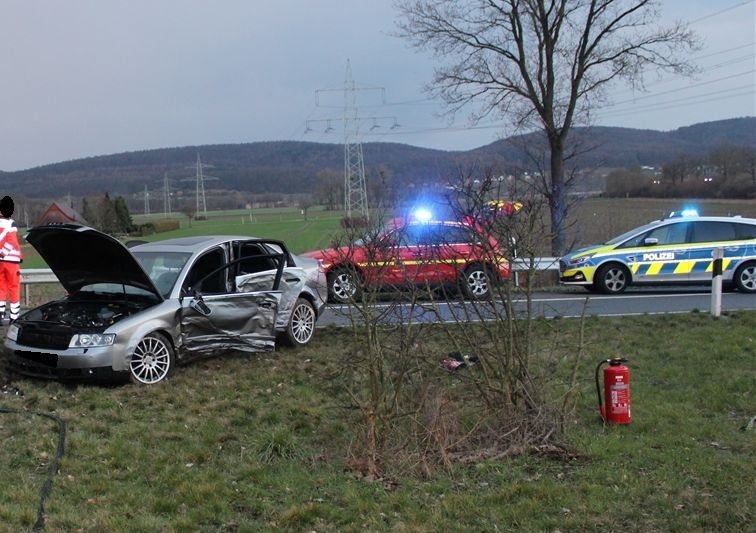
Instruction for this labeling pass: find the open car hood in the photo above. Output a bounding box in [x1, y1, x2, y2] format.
[26, 224, 163, 300]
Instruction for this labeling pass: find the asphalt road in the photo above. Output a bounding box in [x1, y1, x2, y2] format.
[317, 286, 756, 327]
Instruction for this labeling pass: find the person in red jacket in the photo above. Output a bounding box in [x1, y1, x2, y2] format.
[0, 196, 23, 321]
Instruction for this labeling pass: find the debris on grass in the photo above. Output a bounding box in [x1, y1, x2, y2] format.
[440, 351, 479, 371]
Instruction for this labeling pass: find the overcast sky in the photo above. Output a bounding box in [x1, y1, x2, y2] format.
[0, 0, 753, 171]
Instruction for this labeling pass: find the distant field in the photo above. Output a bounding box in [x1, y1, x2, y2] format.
[19, 198, 756, 269]
[564, 197, 755, 249]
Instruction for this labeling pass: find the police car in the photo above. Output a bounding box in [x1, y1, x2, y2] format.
[559, 211, 756, 294]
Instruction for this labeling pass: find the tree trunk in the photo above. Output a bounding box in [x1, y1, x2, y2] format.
[548, 140, 567, 256]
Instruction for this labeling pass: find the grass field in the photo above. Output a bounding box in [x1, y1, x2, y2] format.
[1, 312, 754, 531]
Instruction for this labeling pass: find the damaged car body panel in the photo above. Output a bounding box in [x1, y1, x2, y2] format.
[180, 291, 281, 356]
[177, 251, 285, 357]
[6, 226, 327, 384]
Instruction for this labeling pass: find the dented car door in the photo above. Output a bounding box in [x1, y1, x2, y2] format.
[179, 243, 285, 358]
[180, 291, 280, 357]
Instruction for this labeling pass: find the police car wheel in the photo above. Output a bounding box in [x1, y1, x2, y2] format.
[734, 262, 756, 293]
[594, 263, 629, 294]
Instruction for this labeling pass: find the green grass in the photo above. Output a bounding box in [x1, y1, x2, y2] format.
[1, 312, 754, 531]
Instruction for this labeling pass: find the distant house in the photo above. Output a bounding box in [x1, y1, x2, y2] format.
[36, 201, 88, 227]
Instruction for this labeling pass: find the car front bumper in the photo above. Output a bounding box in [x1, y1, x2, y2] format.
[4, 340, 127, 381]
[559, 265, 595, 285]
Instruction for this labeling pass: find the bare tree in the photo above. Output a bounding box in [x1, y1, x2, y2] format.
[395, 0, 698, 254]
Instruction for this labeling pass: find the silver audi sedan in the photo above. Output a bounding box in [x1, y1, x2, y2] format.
[5, 225, 327, 384]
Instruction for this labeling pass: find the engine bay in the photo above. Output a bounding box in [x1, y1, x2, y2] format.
[23, 299, 147, 329]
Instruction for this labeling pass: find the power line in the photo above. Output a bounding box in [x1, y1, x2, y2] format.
[692, 42, 755, 61]
[596, 87, 754, 118]
[606, 70, 755, 107]
[687, 0, 754, 25]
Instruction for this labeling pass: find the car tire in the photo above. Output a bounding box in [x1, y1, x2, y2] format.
[129, 332, 174, 385]
[281, 298, 316, 346]
[462, 263, 493, 300]
[328, 266, 361, 303]
[593, 263, 629, 294]
[734, 262, 756, 293]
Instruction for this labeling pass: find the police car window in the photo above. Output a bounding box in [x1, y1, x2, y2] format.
[690, 222, 736, 243]
[734, 222, 756, 239]
[646, 222, 689, 245]
[607, 222, 659, 246]
[618, 222, 689, 248]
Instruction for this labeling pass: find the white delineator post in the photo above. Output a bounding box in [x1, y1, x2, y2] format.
[711, 247, 723, 317]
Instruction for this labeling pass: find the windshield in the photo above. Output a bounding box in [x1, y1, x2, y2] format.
[77, 283, 156, 298]
[132, 251, 192, 297]
[604, 221, 661, 246]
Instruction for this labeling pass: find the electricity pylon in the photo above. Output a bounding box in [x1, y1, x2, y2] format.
[342, 61, 369, 221]
[306, 60, 398, 221]
[144, 185, 150, 215]
[163, 172, 172, 217]
[184, 153, 211, 219]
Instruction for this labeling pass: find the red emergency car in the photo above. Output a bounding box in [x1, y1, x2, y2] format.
[301, 218, 510, 303]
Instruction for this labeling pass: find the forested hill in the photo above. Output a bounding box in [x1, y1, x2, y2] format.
[1, 117, 753, 199]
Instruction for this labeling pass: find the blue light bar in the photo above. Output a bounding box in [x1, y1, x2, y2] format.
[412, 208, 433, 222]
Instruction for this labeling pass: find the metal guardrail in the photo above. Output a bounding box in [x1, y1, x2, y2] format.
[20, 259, 560, 290]
[21, 268, 60, 284]
[511, 257, 559, 272]
[21, 259, 560, 285]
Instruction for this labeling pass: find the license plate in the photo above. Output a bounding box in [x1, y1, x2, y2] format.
[15, 350, 59, 368]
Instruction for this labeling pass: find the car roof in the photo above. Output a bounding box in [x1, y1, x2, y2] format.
[131, 235, 264, 254]
[650, 215, 756, 226]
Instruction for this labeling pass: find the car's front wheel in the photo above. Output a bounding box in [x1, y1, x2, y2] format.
[328, 267, 361, 303]
[593, 263, 630, 294]
[462, 264, 493, 300]
[734, 262, 756, 293]
[129, 332, 174, 385]
[281, 298, 316, 346]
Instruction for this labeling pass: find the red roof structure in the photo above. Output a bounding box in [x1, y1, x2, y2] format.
[36, 201, 88, 227]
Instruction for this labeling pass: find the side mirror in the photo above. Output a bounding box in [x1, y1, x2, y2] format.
[643, 237, 659, 246]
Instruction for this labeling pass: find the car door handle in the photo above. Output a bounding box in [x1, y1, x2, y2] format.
[284, 276, 300, 283]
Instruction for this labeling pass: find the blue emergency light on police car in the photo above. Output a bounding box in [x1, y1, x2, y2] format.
[668, 208, 699, 218]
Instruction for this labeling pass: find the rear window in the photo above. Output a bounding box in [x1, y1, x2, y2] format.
[734, 222, 756, 240]
[690, 221, 737, 243]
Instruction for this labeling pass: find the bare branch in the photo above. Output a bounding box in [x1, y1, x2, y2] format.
[394, 0, 699, 255]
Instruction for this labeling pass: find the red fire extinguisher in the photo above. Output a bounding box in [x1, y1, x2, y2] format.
[595, 357, 631, 424]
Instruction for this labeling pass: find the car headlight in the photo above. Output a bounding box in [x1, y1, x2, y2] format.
[569, 255, 593, 266]
[6, 323, 19, 342]
[69, 333, 116, 348]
